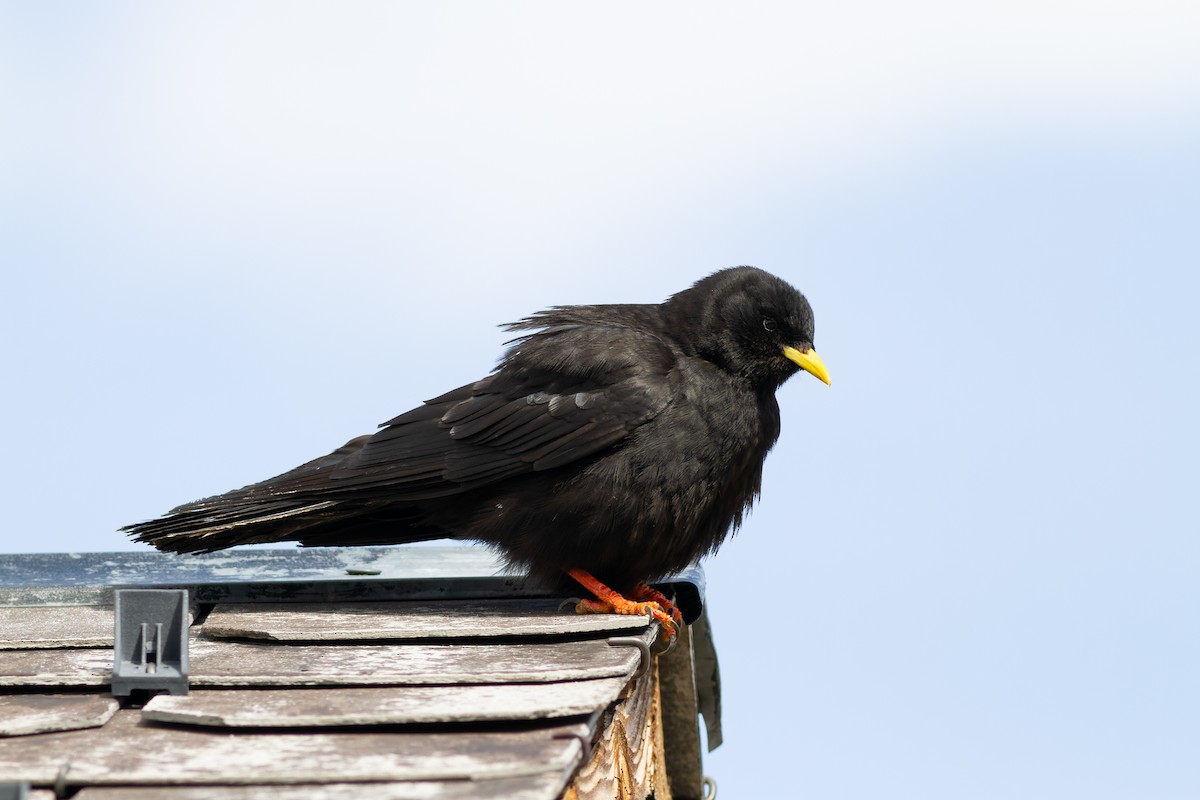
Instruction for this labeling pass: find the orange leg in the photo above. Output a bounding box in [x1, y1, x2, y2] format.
[567, 569, 678, 640]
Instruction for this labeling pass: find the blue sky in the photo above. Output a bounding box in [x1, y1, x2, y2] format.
[3, 4, 1198, 797]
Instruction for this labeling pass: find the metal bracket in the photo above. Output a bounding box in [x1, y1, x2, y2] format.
[111, 588, 189, 697]
[607, 635, 652, 680]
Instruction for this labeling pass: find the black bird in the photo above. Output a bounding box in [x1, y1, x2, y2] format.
[124, 266, 830, 635]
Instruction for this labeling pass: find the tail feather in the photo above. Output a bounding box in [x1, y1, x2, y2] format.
[124, 496, 451, 553]
[122, 499, 341, 553]
[124, 435, 388, 553]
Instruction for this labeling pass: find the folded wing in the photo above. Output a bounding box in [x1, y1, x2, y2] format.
[125, 319, 677, 550]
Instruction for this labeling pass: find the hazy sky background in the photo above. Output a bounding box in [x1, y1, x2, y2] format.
[3, 3, 1198, 797]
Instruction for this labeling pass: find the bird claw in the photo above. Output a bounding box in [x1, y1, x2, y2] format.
[566, 568, 680, 643]
[632, 581, 684, 627]
[574, 596, 678, 640]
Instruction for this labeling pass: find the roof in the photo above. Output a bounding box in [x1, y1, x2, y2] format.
[0, 546, 721, 799]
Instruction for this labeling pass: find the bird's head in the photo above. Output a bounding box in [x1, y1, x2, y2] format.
[668, 266, 831, 391]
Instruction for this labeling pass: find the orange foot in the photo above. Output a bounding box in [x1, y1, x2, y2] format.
[632, 582, 683, 628]
[567, 569, 678, 641]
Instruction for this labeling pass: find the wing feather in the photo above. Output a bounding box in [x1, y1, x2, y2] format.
[318, 322, 676, 499]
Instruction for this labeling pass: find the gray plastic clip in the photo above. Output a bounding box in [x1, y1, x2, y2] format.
[111, 588, 189, 697]
[0, 782, 29, 800]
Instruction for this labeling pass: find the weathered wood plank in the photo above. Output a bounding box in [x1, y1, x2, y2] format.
[0, 694, 119, 737]
[0, 606, 114, 649]
[202, 599, 648, 641]
[74, 773, 567, 800]
[0, 709, 587, 785]
[659, 624, 704, 799]
[186, 635, 644, 686]
[142, 678, 627, 727]
[568, 663, 669, 800]
[0, 647, 113, 687]
[0, 629, 651, 689]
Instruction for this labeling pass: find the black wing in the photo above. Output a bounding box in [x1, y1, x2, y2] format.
[279, 320, 678, 500]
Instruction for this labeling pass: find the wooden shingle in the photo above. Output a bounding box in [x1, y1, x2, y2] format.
[0, 709, 588, 785]
[0, 694, 118, 737]
[0, 606, 114, 650]
[141, 680, 630, 727]
[201, 599, 649, 641]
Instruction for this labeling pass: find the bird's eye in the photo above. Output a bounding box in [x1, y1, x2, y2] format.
[762, 317, 778, 333]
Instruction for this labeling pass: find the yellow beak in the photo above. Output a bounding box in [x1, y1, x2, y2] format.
[783, 346, 831, 386]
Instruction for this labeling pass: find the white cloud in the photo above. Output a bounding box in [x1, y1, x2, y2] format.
[9, 2, 1198, 229]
